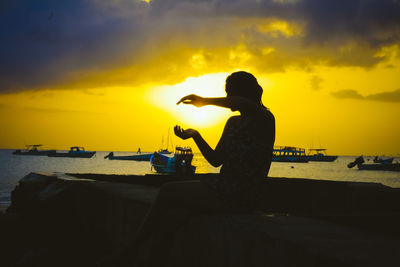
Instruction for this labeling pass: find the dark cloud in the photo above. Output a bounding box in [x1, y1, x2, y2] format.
[1, 0, 400, 93]
[331, 88, 400, 102]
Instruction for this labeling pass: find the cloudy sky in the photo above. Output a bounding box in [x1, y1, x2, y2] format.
[1, 0, 399, 155]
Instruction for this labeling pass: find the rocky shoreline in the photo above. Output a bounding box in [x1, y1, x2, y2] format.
[1, 172, 400, 266]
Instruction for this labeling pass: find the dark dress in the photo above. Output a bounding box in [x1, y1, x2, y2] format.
[203, 107, 275, 209]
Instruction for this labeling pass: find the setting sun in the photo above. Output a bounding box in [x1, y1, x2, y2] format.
[0, 0, 399, 156]
[148, 73, 233, 128]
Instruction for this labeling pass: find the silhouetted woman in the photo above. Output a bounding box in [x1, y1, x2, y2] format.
[126, 71, 275, 266]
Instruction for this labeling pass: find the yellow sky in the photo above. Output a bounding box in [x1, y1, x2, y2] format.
[1, 58, 399, 155]
[1, 2, 400, 156]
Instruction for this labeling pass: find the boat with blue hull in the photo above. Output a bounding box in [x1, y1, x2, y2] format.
[308, 149, 338, 162]
[150, 147, 196, 174]
[48, 147, 96, 158]
[273, 146, 310, 163]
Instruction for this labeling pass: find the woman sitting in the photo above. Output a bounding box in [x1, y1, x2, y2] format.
[120, 71, 275, 266]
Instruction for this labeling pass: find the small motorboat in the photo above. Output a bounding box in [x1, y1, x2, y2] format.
[12, 145, 56, 156]
[373, 156, 394, 164]
[272, 146, 310, 163]
[104, 152, 153, 161]
[48, 147, 96, 158]
[357, 163, 400, 171]
[348, 156, 400, 171]
[104, 150, 172, 161]
[150, 147, 196, 174]
[308, 149, 338, 162]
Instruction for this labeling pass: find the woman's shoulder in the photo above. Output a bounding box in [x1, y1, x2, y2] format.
[223, 116, 242, 130]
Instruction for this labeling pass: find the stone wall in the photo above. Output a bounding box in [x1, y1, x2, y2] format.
[1, 172, 400, 267]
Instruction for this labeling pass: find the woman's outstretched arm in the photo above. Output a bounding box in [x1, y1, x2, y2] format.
[177, 94, 264, 115]
[174, 126, 222, 167]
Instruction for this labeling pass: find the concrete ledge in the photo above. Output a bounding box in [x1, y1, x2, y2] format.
[1, 172, 400, 266]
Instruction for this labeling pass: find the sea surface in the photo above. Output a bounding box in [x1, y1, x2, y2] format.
[1, 149, 400, 210]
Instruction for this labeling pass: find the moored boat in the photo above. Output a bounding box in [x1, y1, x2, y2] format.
[12, 145, 55, 156]
[308, 149, 338, 162]
[373, 156, 394, 164]
[104, 150, 172, 161]
[104, 152, 153, 161]
[348, 156, 400, 171]
[157, 148, 173, 155]
[358, 163, 400, 171]
[150, 146, 196, 174]
[48, 147, 96, 158]
[273, 146, 309, 163]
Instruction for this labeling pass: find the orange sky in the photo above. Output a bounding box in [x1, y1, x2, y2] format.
[1, 0, 400, 156]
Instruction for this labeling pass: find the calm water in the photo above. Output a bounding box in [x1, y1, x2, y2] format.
[1, 149, 399, 208]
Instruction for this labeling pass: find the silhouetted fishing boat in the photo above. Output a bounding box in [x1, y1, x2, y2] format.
[156, 128, 174, 155]
[308, 148, 338, 162]
[12, 145, 55, 156]
[48, 147, 96, 158]
[373, 156, 394, 164]
[104, 152, 153, 161]
[104, 150, 173, 161]
[272, 146, 309, 163]
[358, 163, 400, 171]
[150, 147, 196, 174]
[157, 148, 172, 155]
[348, 156, 400, 171]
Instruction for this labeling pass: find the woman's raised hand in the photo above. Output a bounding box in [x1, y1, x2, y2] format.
[174, 125, 199, 140]
[176, 94, 205, 107]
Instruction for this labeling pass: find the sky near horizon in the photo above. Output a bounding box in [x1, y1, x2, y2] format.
[1, 0, 400, 155]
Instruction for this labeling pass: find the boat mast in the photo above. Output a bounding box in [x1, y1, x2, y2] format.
[167, 127, 170, 151]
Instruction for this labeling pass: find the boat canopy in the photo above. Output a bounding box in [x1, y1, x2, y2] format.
[70, 147, 86, 152]
[175, 146, 193, 154]
[273, 146, 306, 156]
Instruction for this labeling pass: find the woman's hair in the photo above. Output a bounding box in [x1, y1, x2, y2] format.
[225, 71, 263, 103]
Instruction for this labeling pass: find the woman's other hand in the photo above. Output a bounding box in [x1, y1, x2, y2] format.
[176, 94, 205, 107]
[174, 125, 199, 140]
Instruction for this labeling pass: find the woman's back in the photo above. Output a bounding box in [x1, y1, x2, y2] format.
[211, 107, 275, 207]
[220, 108, 275, 175]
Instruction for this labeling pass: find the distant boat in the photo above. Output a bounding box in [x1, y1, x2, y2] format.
[150, 146, 196, 174]
[308, 149, 338, 162]
[157, 148, 173, 155]
[48, 147, 96, 158]
[357, 163, 400, 171]
[104, 150, 171, 161]
[373, 156, 394, 164]
[348, 156, 400, 171]
[12, 145, 55, 156]
[104, 152, 153, 161]
[272, 146, 309, 163]
[157, 127, 174, 155]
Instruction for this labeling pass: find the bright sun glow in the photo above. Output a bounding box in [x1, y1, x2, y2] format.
[148, 73, 233, 128]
